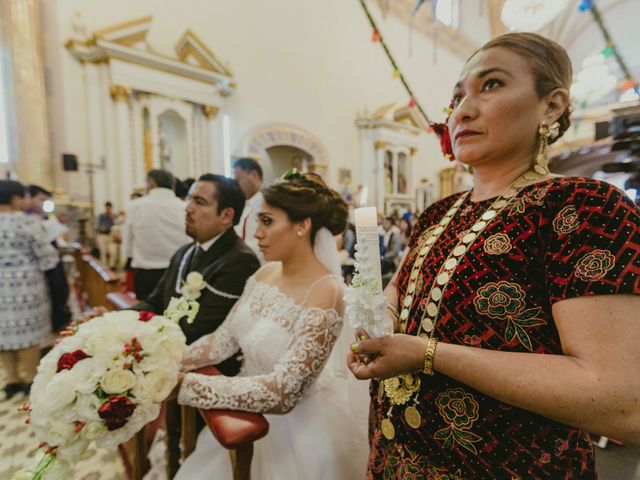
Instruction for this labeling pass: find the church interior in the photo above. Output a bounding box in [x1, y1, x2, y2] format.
[1, 0, 639, 478]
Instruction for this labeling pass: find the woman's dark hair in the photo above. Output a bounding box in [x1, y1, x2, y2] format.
[263, 172, 348, 240]
[0, 180, 26, 205]
[474, 32, 573, 144]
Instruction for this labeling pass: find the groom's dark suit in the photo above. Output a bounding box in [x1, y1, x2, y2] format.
[133, 228, 260, 375]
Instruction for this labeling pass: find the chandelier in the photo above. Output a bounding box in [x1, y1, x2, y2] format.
[501, 0, 571, 32]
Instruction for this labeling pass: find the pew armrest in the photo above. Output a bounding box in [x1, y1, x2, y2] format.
[106, 292, 138, 310]
[192, 366, 270, 449]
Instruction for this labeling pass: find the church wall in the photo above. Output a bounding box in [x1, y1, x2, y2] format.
[42, 0, 470, 210]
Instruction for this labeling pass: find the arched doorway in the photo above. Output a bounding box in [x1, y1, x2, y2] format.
[240, 123, 329, 182]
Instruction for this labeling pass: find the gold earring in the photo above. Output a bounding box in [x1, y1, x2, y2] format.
[535, 121, 560, 175]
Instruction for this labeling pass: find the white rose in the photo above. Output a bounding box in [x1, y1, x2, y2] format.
[44, 420, 77, 447]
[55, 437, 90, 459]
[75, 393, 103, 421]
[81, 421, 107, 441]
[135, 370, 177, 403]
[64, 358, 103, 395]
[34, 371, 77, 413]
[86, 333, 122, 361]
[100, 369, 137, 395]
[185, 271, 204, 289]
[182, 287, 202, 300]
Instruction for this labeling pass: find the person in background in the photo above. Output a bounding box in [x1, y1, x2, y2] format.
[95, 201, 117, 267]
[27, 184, 71, 332]
[233, 157, 264, 261]
[381, 216, 403, 276]
[0, 181, 59, 399]
[123, 169, 191, 300]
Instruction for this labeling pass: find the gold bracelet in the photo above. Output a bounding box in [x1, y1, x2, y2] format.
[386, 302, 399, 318]
[422, 337, 438, 376]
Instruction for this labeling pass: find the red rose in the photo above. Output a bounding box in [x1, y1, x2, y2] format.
[431, 122, 455, 161]
[98, 396, 136, 431]
[138, 311, 156, 322]
[56, 350, 90, 373]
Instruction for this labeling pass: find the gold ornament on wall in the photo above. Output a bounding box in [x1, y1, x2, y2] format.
[109, 85, 132, 102]
[202, 105, 220, 119]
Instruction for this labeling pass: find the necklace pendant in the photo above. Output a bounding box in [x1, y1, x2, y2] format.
[421, 318, 434, 332]
[534, 164, 549, 175]
[404, 406, 422, 429]
[381, 418, 396, 440]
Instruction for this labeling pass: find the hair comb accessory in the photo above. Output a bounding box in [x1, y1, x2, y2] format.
[281, 168, 302, 180]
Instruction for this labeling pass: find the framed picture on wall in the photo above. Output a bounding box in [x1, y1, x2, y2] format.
[338, 168, 352, 185]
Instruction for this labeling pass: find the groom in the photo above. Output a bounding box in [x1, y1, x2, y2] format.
[133, 174, 260, 374]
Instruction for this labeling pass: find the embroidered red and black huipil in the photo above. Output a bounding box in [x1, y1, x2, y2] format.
[368, 177, 640, 480]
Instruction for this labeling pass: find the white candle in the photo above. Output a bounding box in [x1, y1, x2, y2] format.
[354, 207, 377, 228]
[354, 207, 383, 293]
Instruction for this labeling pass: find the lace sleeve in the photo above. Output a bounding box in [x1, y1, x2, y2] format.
[181, 301, 241, 371]
[178, 308, 343, 413]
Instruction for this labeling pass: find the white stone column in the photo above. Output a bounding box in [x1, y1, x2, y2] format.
[84, 62, 106, 210]
[100, 67, 118, 207]
[130, 97, 145, 190]
[110, 85, 133, 208]
[374, 140, 387, 212]
[1, 0, 51, 186]
[203, 105, 220, 174]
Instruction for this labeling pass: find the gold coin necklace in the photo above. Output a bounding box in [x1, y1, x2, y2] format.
[379, 169, 546, 441]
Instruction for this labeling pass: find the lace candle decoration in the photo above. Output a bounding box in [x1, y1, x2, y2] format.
[344, 207, 392, 338]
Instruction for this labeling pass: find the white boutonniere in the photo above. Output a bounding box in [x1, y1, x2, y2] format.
[182, 271, 205, 300]
[163, 272, 205, 324]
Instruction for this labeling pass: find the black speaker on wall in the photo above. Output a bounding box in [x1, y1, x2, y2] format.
[62, 153, 78, 171]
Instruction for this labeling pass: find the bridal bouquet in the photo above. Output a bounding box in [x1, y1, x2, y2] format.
[15, 310, 187, 480]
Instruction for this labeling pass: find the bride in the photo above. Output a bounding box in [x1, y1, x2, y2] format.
[174, 171, 369, 479]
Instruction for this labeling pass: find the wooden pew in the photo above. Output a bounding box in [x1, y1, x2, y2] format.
[71, 243, 122, 309]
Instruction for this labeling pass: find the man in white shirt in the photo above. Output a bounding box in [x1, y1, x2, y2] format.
[123, 169, 191, 300]
[233, 157, 264, 261]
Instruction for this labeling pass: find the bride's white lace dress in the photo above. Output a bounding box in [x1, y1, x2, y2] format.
[174, 266, 369, 479]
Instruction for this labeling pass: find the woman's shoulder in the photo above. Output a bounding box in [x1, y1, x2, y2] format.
[253, 261, 281, 282]
[534, 175, 637, 212]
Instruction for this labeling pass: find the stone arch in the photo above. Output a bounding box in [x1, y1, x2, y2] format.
[240, 122, 329, 180]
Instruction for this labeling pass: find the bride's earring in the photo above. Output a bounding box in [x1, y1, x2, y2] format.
[534, 121, 559, 175]
[297, 230, 303, 237]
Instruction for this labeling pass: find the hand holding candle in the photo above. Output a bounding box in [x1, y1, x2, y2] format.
[344, 207, 393, 338]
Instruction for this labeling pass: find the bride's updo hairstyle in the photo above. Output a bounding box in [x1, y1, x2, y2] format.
[262, 171, 348, 243]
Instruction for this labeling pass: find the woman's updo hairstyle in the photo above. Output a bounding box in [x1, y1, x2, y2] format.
[263, 171, 348, 241]
[477, 32, 572, 144]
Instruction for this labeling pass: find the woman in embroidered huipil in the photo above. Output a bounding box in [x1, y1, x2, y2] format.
[349, 33, 640, 479]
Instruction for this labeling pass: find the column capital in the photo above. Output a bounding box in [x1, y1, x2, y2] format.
[374, 140, 387, 150]
[110, 85, 132, 102]
[202, 105, 220, 119]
